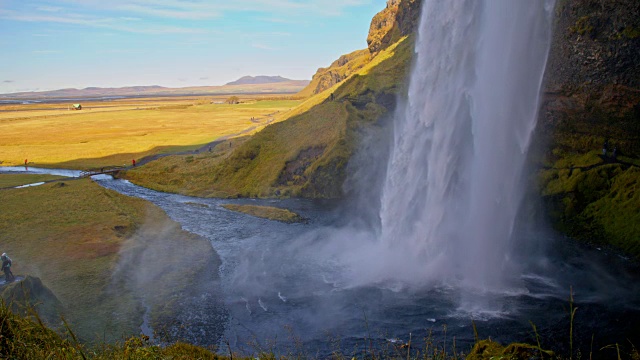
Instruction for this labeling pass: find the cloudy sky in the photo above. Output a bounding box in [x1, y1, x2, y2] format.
[0, 0, 386, 94]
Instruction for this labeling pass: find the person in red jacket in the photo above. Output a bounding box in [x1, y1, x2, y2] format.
[132, 159, 136, 167]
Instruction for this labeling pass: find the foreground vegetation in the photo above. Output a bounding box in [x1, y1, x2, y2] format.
[3, 296, 639, 359]
[0, 178, 217, 343]
[0, 97, 301, 169]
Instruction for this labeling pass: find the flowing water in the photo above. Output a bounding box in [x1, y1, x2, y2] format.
[2, 167, 639, 357]
[3, 1, 640, 357]
[370, 0, 557, 290]
[94, 178, 640, 358]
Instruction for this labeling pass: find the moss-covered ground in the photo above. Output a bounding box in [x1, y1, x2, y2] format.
[0, 179, 217, 343]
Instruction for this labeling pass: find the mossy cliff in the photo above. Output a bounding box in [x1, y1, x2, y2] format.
[536, 0, 640, 257]
[296, 0, 421, 98]
[125, 0, 421, 199]
[126, 0, 639, 258]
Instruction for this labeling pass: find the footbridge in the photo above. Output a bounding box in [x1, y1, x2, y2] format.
[80, 166, 127, 178]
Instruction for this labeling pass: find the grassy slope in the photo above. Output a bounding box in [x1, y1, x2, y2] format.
[0, 179, 216, 343]
[124, 36, 413, 199]
[296, 49, 371, 98]
[0, 174, 64, 188]
[0, 99, 300, 169]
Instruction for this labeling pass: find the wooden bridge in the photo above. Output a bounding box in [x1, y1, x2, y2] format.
[80, 166, 127, 178]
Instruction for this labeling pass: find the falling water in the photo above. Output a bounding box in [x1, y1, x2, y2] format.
[379, 0, 556, 289]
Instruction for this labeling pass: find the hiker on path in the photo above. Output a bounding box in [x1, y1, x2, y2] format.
[132, 159, 136, 167]
[612, 146, 618, 159]
[1, 253, 15, 283]
[602, 140, 609, 157]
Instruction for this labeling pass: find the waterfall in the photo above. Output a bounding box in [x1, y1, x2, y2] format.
[378, 0, 556, 289]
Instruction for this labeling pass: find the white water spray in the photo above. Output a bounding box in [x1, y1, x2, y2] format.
[376, 0, 555, 289]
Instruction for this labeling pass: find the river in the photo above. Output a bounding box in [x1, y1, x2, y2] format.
[96, 176, 640, 358]
[1, 167, 639, 357]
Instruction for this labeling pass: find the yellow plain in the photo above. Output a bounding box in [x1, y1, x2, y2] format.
[0, 97, 301, 169]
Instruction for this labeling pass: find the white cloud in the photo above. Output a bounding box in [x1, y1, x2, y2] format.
[0, 10, 206, 34]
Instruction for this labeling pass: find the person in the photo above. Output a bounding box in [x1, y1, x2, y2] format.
[602, 140, 609, 157]
[1, 253, 14, 283]
[132, 159, 136, 167]
[612, 146, 618, 159]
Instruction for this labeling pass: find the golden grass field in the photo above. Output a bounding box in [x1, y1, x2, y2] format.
[0, 96, 301, 169]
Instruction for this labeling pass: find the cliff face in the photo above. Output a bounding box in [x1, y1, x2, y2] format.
[297, 49, 371, 98]
[298, 0, 421, 97]
[538, 0, 640, 256]
[367, 0, 421, 55]
[126, 0, 419, 199]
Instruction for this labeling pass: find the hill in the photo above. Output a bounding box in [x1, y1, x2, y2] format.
[297, 0, 420, 98]
[226, 75, 305, 85]
[0, 178, 220, 343]
[0, 82, 309, 100]
[124, 0, 421, 198]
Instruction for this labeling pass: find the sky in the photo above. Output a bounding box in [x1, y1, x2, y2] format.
[0, 0, 386, 94]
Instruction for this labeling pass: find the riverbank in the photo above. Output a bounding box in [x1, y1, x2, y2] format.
[0, 177, 220, 343]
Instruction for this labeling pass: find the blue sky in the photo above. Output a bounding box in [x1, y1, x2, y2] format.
[0, 0, 385, 94]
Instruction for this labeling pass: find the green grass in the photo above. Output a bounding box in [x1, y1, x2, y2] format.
[0, 173, 65, 188]
[221, 204, 304, 223]
[124, 36, 414, 200]
[0, 179, 217, 343]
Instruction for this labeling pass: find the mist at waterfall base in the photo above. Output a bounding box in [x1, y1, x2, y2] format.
[95, 0, 640, 357]
[0, 2, 638, 356]
[127, 0, 634, 356]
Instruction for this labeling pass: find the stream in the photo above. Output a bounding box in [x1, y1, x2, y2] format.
[96, 176, 640, 357]
[2, 168, 640, 358]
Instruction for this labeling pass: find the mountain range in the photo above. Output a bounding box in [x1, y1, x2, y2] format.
[0, 76, 310, 99]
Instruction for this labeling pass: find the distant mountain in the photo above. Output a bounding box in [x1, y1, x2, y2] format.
[226, 76, 300, 86]
[0, 86, 169, 99]
[0, 81, 310, 100]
